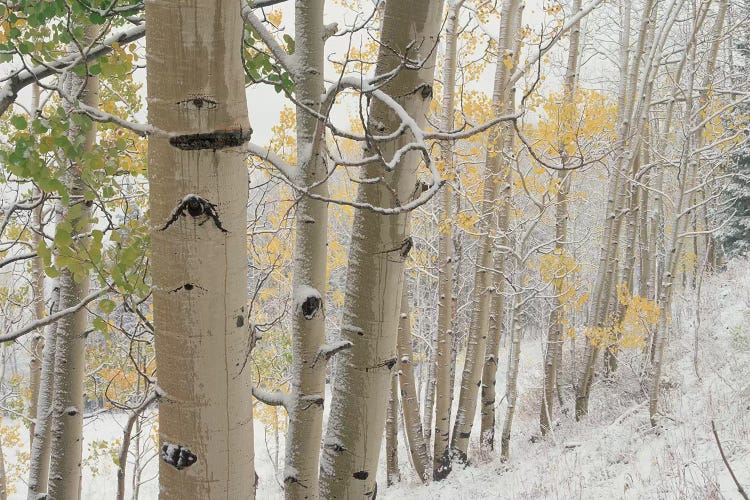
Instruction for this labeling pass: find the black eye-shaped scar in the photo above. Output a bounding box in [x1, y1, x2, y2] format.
[160, 194, 228, 233]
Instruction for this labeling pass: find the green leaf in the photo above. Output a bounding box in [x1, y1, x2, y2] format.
[283, 34, 295, 55]
[98, 298, 116, 314]
[10, 115, 27, 130]
[93, 317, 108, 334]
[89, 12, 107, 24]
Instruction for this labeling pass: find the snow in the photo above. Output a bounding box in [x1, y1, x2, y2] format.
[6, 261, 750, 499]
[341, 323, 364, 335]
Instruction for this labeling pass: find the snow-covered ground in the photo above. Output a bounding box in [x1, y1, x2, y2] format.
[8, 260, 750, 499]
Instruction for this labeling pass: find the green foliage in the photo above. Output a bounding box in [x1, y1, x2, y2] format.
[243, 24, 295, 93]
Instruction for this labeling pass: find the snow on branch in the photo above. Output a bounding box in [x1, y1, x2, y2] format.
[252, 386, 291, 409]
[0, 288, 108, 343]
[508, 0, 605, 87]
[313, 340, 353, 367]
[241, 4, 296, 75]
[0, 24, 145, 117]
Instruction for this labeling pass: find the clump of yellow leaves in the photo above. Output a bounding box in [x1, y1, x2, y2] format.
[585, 284, 660, 351]
[539, 250, 588, 337]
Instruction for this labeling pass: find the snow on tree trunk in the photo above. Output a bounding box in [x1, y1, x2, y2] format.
[541, 0, 581, 435]
[432, 0, 460, 481]
[47, 30, 99, 499]
[284, 1, 330, 498]
[145, 0, 254, 498]
[398, 284, 430, 482]
[26, 287, 59, 500]
[319, 2, 443, 497]
[451, 0, 522, 463]
[650, 0, 727, 426]
[28, 83, 45, 448]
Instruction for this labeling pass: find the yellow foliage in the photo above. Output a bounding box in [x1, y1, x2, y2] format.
[585, 284, 660, 351]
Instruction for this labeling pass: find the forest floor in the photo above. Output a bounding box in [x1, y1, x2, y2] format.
[6, 260, 750, 499]
[382, 259, 750, 499]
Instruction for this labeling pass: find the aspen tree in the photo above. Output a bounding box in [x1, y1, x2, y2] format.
[541, 0, 582, 435]
[480, 3, 524, 451]
[433, 0, 462, 480]
[145, 0, 254, 497]
[451, 0, 522, 461]
[47, 26, 99, 499]
[319, 2, 444, 497]
[283, 1, 331, 497]
[398, 284, 430, 482]
[28, 84, 44, 447]
[386, 374, 401, 486]
[26, 289, 59, 500]
[650, 0, 727, 425]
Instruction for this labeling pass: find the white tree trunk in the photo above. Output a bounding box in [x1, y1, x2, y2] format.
[398, 285, 430, 482]
[145, 0, 254, 498]
[284, 1, 330, 498]
[26, 287, 59, 500]
[319, 2, 443, 497]
[451, 0, 522, 461]
[47, 31, 99, 498]
[433, 1, 461, 480]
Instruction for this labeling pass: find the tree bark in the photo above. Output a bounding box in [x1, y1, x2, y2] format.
[480, 3, 524, 452]
[28, 83, 45, 448]
[539, 0, 581, 435]
[450, 0, 522, 462]
[398, 285, 430, 482]
[26, 287, 59, 500]
[319, 2, 444, 497]
[386, 374, 400, 487]
[145, 0, 254, 498]
[47, 28, 99, 499]
[433, 0, 461, 480]
[284, 1, 330, 498]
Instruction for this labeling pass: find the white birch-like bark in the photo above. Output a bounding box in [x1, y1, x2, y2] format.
[541, 0, 581, 434]
[500, 291, 527, 460]
[28, 83, 45, 447]
[319, 2, 444, 497]
[451, 0, 522, 461]
[650, 0, 727, 425]
[26, 287, 59, 500]
[479, 4, 524, 452]
[397, 285, 430, 482]
[47, 30, 99, 498]
[433, 0, 461, 480]
[145, 0, 254, 498]
[284, 1, 330, 498]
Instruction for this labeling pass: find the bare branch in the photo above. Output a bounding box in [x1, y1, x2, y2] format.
[0, 288, 108, 343]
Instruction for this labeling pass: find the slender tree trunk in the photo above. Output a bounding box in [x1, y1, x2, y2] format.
[480, 3, 524, 452]
[26, 287, 59, 500]
[650, 0, 726, 426]
[284, 1, 330, 498]
[386, 374, 400, 487]
[47, 30, 99, 498]
[540, 0, 581, 435]
[28, 83, 45, 447]
[398, 285, 430, 482]
[450, 0, 522, 462]
[500, 292, 525, 460]
[0, 436, 6, 500]
[421, 324, 436, 449]
[319, 2, 443, 497]
[433, 1, 460, 480]
[145, 0, 254, 498]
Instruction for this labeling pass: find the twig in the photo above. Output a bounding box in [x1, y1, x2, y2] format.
[711, 420, 749, 500]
